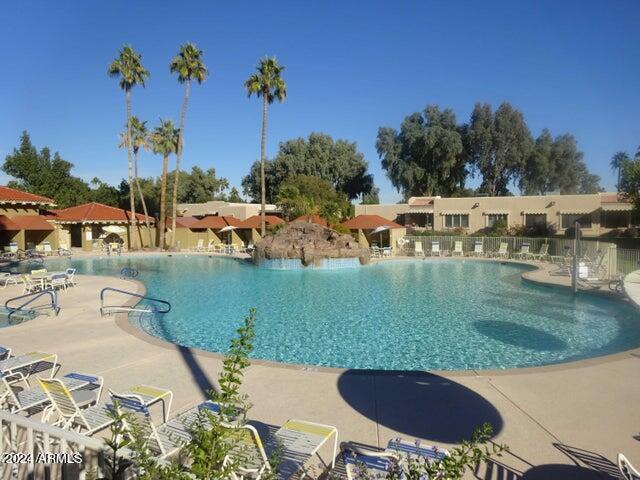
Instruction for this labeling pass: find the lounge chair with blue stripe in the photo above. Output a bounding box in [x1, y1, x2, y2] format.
[0, 346, 10, 361]
[429, 241, 442, 257]
[0, 351, 58, 386]
[414, 241, 424, 257]
[1, 372, 102, 414]
[341, 438, 449, 480]
[470, 240, 484, 257]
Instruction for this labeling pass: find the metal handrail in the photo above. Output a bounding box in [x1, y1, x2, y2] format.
[5, 288, 60, 321]
[99, 287, 171, 316]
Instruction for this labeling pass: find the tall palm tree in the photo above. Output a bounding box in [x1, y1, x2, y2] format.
[149, 120, 179, 250]
[611, 151, 631, 191]
[169, 43, 209, 247]
[119, 116, 153, 247]
[108, 45, 150, 248]
[244, 57, 287, 236]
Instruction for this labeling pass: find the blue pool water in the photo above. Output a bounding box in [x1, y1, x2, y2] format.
[38, 255, 640, 371]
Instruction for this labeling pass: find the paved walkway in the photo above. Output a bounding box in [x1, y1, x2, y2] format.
[1, 259, 639, 479]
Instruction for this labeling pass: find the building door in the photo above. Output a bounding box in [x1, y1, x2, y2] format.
[70, 225, 82, 248]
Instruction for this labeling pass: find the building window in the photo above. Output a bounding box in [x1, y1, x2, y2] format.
[602, 211, 630, 229]
[561, 213, 592, 229]
[444, 214, 469, 228]
[487, 214, 508, 228]
[525, 214, 547, 227]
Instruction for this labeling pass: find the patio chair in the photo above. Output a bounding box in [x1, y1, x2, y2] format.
[414, 241, 424, 257]
[370, 246, 381, 258]
[38, 377, 114, 435]
[618, 453, 640, 480]
[108, 384, 174, 422]
[494, 242, 509, 259]
[529, 243, 549, 261]
[43, 242, 53, 256]
[451, 241, 464, 257]
[470, 240, 484, 257]
[65, 268, 77, 287]
[1, 372, 102, 414]
[382, 247, 392, 257]
[21, 275, 41, 294]
[206, 239, 217, 252]
[0, 272, 19, 289]
[341, 438, 448, 480]
[192, 239, 206, 252]
[47, 273, 67, 291]
[512, 242, 530, 259]
[58, 242, 72, 257]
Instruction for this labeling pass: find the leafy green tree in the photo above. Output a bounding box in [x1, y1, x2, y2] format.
[466, 102, 533, 196]
[3, 131, 92, 207]
[242, 133, 375, 203]
[611, 151, 632, 191]
[376, 105, 466, 198]
[361, 186, 380, 204]
[226, 187, 244, 203]
[149, 120, 179, 250]
[179, 166, 229, 204]
[619, 155, 640, 212]
[244, 56, 287, 236]
[119, 116, 154, 246]
[89, 178, 121, 206]
[276, 175, 350, 225]
[519, 129, 553, 195]
[169, 43, 209, 246]
[108, 45, 150, 239]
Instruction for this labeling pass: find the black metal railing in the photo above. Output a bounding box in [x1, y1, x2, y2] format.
[5, 289, 60, 322]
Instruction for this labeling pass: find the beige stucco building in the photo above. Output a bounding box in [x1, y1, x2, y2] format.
[355, 192, 634, 237]
[176, 201, 279, 220]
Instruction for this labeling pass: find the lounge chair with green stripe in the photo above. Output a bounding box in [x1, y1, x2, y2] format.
[38, 377, 114, 435]
[341, 438, 449, 480]
[1, 372, 102, 414]
[0, 351, 58, 386]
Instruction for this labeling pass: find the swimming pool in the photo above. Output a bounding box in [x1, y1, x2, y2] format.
[40, 255, 640, 371]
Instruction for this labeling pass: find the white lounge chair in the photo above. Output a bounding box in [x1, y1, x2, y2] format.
[192, 239, 206, 252]
[529, 243, 549, 261]
[42, 242, 53, 256]
[39, 377, 114, 435]
[0, 273, 19, 289]
[47, 273, 67, 291]
[494, 242, 509, 259]
[513, 242, 530, 259]
[0, 351, 58, 385]
[206, 239, 217, 252]
[429, 241, 441, 257]
[21, 275, 41, 294]
[1, 372, 102, 414]
[342, 438, 449, 480]
[452, 241, 464, 257]
[414, 241, 424, 257]
[470, 240, 484, 257]
[618, 453, 640, 480]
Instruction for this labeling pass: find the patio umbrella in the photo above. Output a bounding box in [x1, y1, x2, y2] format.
[219, 225, 237, 233]
[371, 225, 390, 247]
[103, 225, 127, 234]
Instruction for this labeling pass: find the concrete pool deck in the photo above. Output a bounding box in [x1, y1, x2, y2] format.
[1, 256, 639, 479]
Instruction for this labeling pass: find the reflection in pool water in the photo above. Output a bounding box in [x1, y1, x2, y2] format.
[32, 256, 640, 370]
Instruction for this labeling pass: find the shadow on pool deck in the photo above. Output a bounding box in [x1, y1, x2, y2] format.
[474, 320, 568, 352]
[176, 345, 216, 396]
[337, 370, 503, 443]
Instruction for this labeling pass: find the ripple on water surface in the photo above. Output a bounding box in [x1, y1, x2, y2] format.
[40, 256, 640, 370]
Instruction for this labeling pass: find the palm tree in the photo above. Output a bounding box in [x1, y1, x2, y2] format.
[149, 120, 179, 250]
[108, 45, 150, 248]
[244, 57, 287, 236]
[611, 151, 631, 190]
[169, 43, 209, 247]
[119, 116, 153, 247]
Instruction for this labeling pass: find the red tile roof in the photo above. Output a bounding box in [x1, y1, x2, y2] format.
[0, 215, 20, 231]
[408, 197, 435, 206]
[293, 214, 330, 227]
[342, 215, 403, 229]
[190, 216, 240, 229]
[237, 215, 285, 229]
[0, 185, 55, 205]
[10, 215, 54, 231]
[167, 216, 201, 229]
[52, 202, 151, 223]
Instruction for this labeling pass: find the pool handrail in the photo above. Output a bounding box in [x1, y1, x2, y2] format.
[99, 287, 171, 316]
[5, 288, 60, 322]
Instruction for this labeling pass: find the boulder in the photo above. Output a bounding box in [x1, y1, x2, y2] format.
[253, 221, 370, 266]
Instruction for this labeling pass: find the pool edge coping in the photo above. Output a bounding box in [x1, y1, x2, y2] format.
[108, 256, 640, 378]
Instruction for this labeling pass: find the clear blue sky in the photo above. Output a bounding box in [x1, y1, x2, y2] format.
[1, 1, 639, 203]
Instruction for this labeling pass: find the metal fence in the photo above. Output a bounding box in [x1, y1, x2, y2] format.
[402, 235, 632, 277]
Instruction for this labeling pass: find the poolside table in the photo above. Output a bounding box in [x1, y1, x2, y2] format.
[29, 271, 67, 290]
